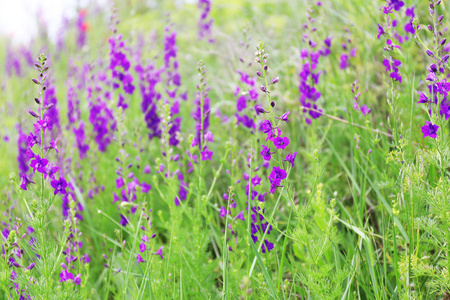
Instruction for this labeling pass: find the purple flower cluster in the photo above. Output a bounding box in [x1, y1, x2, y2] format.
[298, 5, 331, 125]
[21, 55, 67, 197]
[234, 69, 259, 131]
[43, 82, 61, 138]
[136, 206, 164, 263]
[415, 1, 449, 139]
[59, 219, 89, 286]
[191, 60, 212, 160]
[351, 81, 371, 117]
[163, 25, 185, 147]
[88, 97, 116, 152]
[16, 124, 29, 175]
[379, 2, 415, 45]
[109, 32, 135, 110]
[198, 0, 214, 43]
[1, 213, 36, 299]
[236, 42, 298, 254]
[339, 29, 357, 70]
[113, 147, 152, 225]
[136, 62, 162, 140]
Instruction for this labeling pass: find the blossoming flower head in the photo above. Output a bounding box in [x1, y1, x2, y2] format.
[260, 145, 273, 161]
[30, 155, 48, 174]
[153, 246, 164, 259]
[421, 121, 439, 139]
[20, 174, 35, 191]
[51, 177, 67, 195]
[285, 152, 298, 167]
[272, 136, 289, 150]
[275, 111, 290, 123]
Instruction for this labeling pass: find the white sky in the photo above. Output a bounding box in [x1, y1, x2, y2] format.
[0, 0, 107, 44]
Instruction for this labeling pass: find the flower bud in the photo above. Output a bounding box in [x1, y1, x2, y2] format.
[270, 101, 275, 107]
[430, 63, 438, 72]
[34, 98, 40, 104]
[426, 50, 434, 57]
[438, 15, 444, 23]
[260, 85, 266, 92]
[441, 38, 447, 45]
[256, 71, 262, 77]
[428, 25, 433, 31]
[45, 103, 54, 110]
[436, 0, 442, 5]
[32, 78, 40, 85]
[263, 65, 268, 71]
[28, 110, 38, 118]
[255, 106, 268, 114]
[271, 77, 279, 85]
[441, 54, 449, 63]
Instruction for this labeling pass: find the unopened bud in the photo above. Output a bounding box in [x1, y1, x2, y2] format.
[28, 110, 38, 118]
[32, 78, 40, 85]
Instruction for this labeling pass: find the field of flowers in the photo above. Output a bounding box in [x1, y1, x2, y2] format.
[1, 0, 450, 298]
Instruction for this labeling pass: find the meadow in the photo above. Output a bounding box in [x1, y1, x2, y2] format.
[1, 0, 450, 299]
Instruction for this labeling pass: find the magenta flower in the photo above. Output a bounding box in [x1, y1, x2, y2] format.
[30, 155, 48, 174]
[417, 91, 430, 104]
[116, 177, 124, 189]
[219, 206, 230, 217]
[377, 24, 385, 39]
[275, 111, 290, 123]
[139, 243, 146, 253]
[44, 163, 59, 180]
[421, 121, 439, 139]
[27, 132, 39, 148]
[235, 211, 245, 221]
[33, 116, 51, 134]
[74, 274, 81, 286]
[200, 148, 213, 161]
[360, 105, 371, 116]
[20, 174, 35, 191]
[272, 136, 289, 150]
[261, 240, 274, 253]
[152, 246, 164, 260]
[120, 214, 129, 226]
[60, 269, 74, 282]
[284, 152, 298, 167]
[50, 138, 59, 153]
[260, 145, 273, 161]
[268, 166, 287, 194]
[136, 254, 146, 263]
[51, 177, 67, 195]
